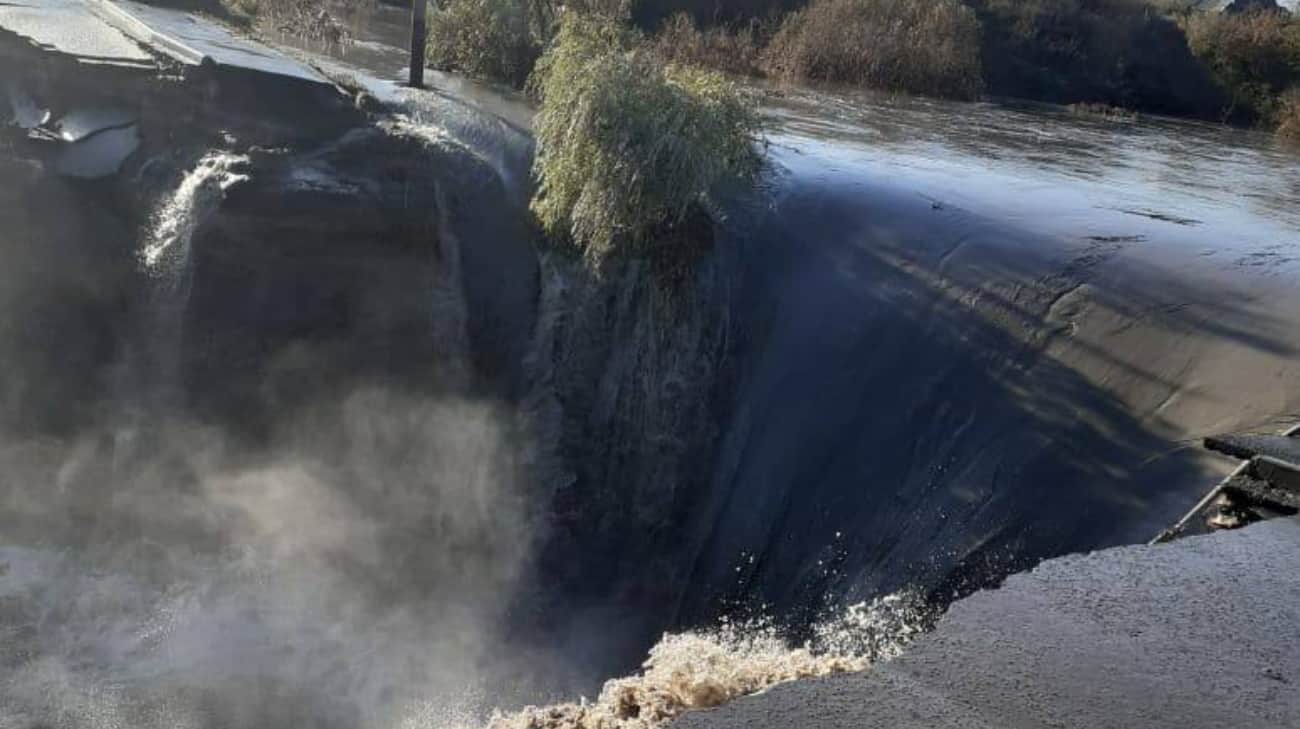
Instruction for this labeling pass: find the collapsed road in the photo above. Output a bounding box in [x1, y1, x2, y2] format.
[4, 2, 1300, 727]
[0, 0, 359, 177]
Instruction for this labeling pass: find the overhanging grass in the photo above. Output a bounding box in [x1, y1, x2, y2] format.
[528, 13, 763, 275]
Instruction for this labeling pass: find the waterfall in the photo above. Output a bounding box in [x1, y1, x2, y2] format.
[142, 151, 249, 272]
[129, 152, 250, 414]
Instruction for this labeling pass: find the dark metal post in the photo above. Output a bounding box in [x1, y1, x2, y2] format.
[409, 0, 428, 88]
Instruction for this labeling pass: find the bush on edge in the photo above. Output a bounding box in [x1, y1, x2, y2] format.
[761, 0, 983, 100]
[528, 14, 764, 272]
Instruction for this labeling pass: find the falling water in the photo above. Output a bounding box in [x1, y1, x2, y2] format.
[129, 152, 250, 413]
[142, 152, 250, 272]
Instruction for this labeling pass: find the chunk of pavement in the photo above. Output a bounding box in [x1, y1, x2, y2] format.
[1204, 432, 1300, 464]
[51, 107, 137, 142]
[4, 82, 50, 130]
[54, 124, 140, 178]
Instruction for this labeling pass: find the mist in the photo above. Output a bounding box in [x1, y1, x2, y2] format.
[0, 383, 576, 727]
[0, 142, 575, 728]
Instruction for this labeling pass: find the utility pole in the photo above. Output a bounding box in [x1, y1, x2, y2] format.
[409, 0, 428, 88]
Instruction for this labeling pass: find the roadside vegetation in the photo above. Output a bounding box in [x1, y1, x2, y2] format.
[649, 12, 773, 76]
[421, 2, 764, 277]
[528, 13, 763, 277]
[1182, 7, 1300, 125]
[648, 0, 1297, 139]
[761, 0, 983, 99]
[424, 0, 545, 87]
[230, 0, 364, 43]
[414, 0, 1298, 278]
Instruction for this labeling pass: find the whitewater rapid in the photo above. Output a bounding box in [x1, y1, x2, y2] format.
[142, 152, 250, 272]
[470, 592, 930, 729]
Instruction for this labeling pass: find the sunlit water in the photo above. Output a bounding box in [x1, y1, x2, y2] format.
[761, 85, 1300, 269]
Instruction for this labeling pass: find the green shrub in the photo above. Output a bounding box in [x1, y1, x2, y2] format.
[426, 0, 545, 87]
[650, 12, 773, 77]
[529, 14, 763, 269]
[760, 0, 983, 100]
[1183, 9, 1300, 124]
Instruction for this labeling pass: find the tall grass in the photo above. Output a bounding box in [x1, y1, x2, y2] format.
[759, 0, 984, 100]
[425, 0, 544, 87]
[649, 13, 773, 77]
[529, 14, 763, 274]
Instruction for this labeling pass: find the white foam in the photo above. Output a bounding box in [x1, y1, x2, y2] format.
[142, 152, 250, 271]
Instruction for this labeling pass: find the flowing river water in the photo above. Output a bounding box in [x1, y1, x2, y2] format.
[2, 3, 1300, 728]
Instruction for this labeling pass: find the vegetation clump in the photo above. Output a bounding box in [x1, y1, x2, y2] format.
[280, 0, 355, 41]
[760, 0, 984, 100]
[1183, 7, 1300, 125]
[528, 14, 763, 271]
[650, 13, 773, 77]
